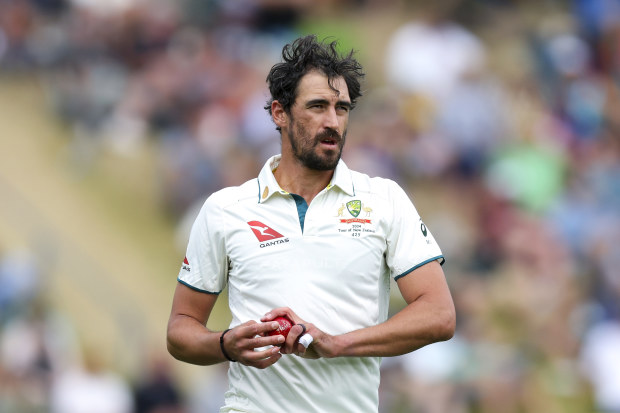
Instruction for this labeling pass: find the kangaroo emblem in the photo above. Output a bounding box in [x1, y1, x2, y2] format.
[362, 204, 373, 217]
[336, 203, 345, 217]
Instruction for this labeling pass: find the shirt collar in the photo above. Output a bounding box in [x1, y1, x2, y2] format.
[257, 154, 355, 203]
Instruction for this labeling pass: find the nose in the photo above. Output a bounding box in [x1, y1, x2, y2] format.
[323, 106, 339, 129]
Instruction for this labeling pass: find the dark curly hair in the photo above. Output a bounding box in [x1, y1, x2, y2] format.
[264, 35, 365, 129]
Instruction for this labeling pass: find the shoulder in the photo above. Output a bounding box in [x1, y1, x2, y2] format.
[201, 178, 259, 213]
[349, 170, 405, 200]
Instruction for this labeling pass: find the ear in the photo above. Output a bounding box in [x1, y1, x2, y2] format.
[271, 101, 288, 129]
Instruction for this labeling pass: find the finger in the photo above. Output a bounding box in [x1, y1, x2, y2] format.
[242, 347, 282, 369]
[234, 320, 261, 338]
[281, 323, 307, 354]
[292, 333, 313, 357]
[225, 321, 283, 360]
[243, 320, 282, 337]
[248, 332, 286, 349]
[299, 333, 313, 349]
[298, 346, 320, 359]
[254, 353, 282, 369]
[261, 307, 296, 322]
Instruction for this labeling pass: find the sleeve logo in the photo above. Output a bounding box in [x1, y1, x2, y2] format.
[182, 256, 191, 272]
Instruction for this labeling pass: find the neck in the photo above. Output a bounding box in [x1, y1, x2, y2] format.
[273, 158, 335, 205]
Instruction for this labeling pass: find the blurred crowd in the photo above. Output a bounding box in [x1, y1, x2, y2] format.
[2, 0, 620, 412]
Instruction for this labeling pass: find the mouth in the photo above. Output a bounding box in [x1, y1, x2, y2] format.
[320, 137, 338, 146]
[317, 132, 341, 148]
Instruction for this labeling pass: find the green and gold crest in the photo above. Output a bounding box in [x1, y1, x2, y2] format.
[346, 200, 362, 217]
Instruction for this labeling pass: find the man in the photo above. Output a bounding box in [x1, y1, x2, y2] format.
[167, 35, 456, 412]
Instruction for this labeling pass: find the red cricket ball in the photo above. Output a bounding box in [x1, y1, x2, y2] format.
[267, 315, 294, 341]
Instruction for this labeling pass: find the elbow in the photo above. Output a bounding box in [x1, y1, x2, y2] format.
[166, 323, 185, 362]
[166, 338, 180, 360]
[166, 333, 181, 361]
[167, 334, 194, 364]
[435, 306, 456, 343]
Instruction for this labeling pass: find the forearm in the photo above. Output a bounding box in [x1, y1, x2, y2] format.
[332, 298, 455, 358]
[167, 315, 226, 365]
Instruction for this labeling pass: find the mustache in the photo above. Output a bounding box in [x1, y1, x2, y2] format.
[316, 128, 342, 141]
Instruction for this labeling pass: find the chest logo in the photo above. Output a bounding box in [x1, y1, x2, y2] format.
[247, 221, 284, 242]
[346, 200, 362, 217]
[339, 200, 373, 224]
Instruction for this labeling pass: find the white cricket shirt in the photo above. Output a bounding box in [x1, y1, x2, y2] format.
[179, 155, 444, 413]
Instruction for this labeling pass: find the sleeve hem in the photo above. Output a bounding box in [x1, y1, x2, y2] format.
[394, 255, 445, 281]
[177, 278, 221, 295]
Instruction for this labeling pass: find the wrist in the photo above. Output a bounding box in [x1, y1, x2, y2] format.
[220, 329, 236, 362]
[328, 334, 348, 358]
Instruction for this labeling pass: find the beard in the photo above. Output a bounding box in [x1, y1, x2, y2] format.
[288, 120, 346, 171]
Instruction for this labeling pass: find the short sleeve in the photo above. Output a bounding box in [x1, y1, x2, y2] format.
[177, 197, 228, 294]
[384, 180, 444, 281]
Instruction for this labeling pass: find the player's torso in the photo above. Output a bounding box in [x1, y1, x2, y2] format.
[221, 179, 393, 334]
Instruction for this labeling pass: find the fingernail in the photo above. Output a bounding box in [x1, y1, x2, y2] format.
[265, 313, 272, 318]
[272, 322, 279, 329]
[277, 335, 285, 343]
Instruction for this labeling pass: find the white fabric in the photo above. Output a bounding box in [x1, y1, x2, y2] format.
[179, 155, 444, 413]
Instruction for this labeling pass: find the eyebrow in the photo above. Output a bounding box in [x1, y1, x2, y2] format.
[306, 98, 352, 109]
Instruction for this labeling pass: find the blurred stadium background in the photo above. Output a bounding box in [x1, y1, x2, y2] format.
[1, 0, 619, 412]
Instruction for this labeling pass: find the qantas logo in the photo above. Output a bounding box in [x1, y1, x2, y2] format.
[247, 221, 284, 242]
[182, 256, 191, 272]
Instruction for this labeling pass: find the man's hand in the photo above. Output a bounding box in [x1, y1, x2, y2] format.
[261, 307, 339, 359]
[221, 320, 286, 368]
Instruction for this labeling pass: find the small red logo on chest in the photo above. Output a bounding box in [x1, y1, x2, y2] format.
[247, 221, 284, 242]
